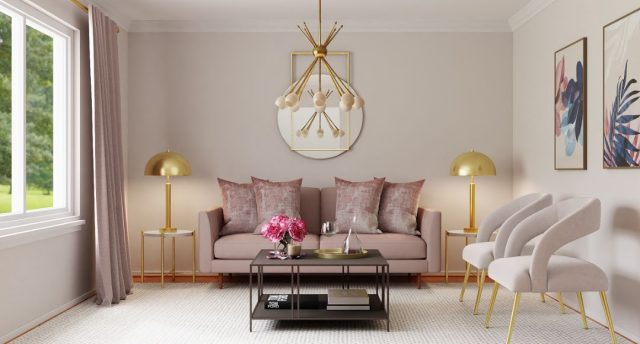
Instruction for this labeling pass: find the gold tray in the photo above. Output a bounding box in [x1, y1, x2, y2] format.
[314, 248, 368, 259]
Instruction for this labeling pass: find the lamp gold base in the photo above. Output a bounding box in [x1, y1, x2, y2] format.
[160, 227, 177, 233]
[463, 227, 479, 234]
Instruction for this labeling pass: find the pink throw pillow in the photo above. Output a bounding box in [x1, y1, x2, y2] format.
[334, 177, 385, 234]
[218, 178, 266, 235]
[252, 177, 303, 233]
[378, 179, 425, 235]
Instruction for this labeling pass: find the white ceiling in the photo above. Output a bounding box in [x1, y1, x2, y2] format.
[91, 0, 553, 33]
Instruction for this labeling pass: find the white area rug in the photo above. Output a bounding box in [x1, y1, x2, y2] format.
[12, 281, 630, 344]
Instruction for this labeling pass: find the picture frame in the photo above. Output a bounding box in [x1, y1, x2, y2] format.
[603, 7, 640, 168]
[554, 37, 587, 170]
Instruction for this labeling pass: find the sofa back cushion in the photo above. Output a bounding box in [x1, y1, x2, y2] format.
[320, 187, 337, 224]
[301, 187, 321, 235]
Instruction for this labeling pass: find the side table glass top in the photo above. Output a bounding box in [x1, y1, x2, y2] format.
[142, 229, 194, 237]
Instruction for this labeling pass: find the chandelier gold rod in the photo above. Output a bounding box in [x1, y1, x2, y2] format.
[324, 25, 343, 46]
[301, 112, 317, 130]
[322, 58, 350, 95]
[297, 25, 317, 47]
[318, 0, 322, 43]
[291, 57, 318, 95]
[303, 22, 317, 46]
[303, 112, 319, 131]
[324, 22, 337, 45]
[294, 58, 320, 96]
[322, 112, 339, 131]
[323, 58, 351, 94]
[324, 64, 345, 96]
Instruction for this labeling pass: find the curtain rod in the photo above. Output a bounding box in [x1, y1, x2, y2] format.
[69, 0, 120, 33]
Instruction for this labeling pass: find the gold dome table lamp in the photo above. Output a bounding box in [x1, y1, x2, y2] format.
[144, 151, 192, 232]
[449, 150, 496, 233]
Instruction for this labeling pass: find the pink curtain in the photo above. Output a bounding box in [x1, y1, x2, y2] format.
[89, 6, 132, 305]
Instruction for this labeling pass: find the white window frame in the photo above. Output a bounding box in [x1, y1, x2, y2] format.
[0, 0, 83, 243]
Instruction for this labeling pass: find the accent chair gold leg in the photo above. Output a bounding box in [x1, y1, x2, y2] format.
[485, 283, 499, 328]
[459, 263, 472, 302]
[599, 291, 617, 344]
[558, 292, 566, 313]
[506, 292, 522, 344]
[577, 292, 588, 329]
[540, 293, 545, 302]
[444, 233, 449, 283]
[473, 269, 487, 315]
[192, 233, 196, 283]
[172, 237, 176, 282]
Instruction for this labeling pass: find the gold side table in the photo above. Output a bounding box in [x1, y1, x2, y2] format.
[141, 229, 196, 287]
[444, 229, 478, 284]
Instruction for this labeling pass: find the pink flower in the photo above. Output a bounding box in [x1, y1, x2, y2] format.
[261, 215, 288, 243]
[288, 217, 307, 242]
[261, 215, 307, 243]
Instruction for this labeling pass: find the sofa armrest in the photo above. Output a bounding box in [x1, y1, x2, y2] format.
[197, 208, 223, 273]
[418, 207, 442, 273]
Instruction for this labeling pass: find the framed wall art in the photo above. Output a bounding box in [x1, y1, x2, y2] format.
[604, 8, 640, 168]
[555, 38, 587, 170]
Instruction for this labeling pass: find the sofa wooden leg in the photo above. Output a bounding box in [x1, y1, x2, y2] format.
[218, 273, 224, 289]
[416, 274, 422, 289]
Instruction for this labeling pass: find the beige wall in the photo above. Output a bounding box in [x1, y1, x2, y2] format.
[127, 32, 514, 276]
[513, 0, 640, 340]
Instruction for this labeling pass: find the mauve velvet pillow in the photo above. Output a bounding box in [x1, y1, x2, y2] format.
[218, 178, 266, 236]
[334, 177, 385, 234]
[378, 179, 425, 235]
[252, 177, 303, 233]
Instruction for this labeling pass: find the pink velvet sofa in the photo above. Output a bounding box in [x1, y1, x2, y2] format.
[197, 187, 441, 288]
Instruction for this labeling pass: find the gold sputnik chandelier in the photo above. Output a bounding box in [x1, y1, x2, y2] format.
[274, 0, 364, 139]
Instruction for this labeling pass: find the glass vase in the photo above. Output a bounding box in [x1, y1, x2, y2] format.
[342, 215, 364, 254]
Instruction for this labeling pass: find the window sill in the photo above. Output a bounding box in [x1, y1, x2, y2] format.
[0, 217, 86, 250]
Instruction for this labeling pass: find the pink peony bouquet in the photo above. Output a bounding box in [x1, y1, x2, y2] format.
[261, 214, 307, 245]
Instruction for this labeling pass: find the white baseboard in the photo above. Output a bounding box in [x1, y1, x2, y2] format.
[1, 289, 95, 343]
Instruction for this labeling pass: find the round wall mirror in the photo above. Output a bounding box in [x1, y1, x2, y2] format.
[277, 74, 364, 159]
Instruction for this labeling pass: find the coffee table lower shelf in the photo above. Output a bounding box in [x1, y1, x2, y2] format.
[252, 294, 387, 321]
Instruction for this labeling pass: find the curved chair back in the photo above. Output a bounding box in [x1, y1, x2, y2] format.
[492, 194, 552, 259]
[530, 198, 600, 291]
[503, 198, 601, 291]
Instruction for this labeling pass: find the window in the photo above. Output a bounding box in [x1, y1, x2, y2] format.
[0, 0, 79, 234]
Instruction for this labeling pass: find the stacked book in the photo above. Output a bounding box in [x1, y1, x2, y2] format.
[327, 289, 370, 310]
[264, 294, 320, 309]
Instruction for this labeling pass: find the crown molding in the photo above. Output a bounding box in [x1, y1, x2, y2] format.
[88, 0, 132, 31]
[130, 19, 512, 33]
[509, 0, 556, 31]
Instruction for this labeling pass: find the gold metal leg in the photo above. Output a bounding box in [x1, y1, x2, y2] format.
[476, 267, 480, 286]
[540, 293, 545, 302]
[558, 292, 566, 314]
[459, 263, 471, 302]
[444, 233, 449, 283]
[172, 237, 176, 282]
[473, 269, 487, 315]
[140, 231, 144, 283]
[577, 292, 588, 329]
[506, 292, 522, 344]
[160, 235, 165, 288]
[485, 283, 499, 328]
[599, 291, 617, 344]
[192, 232, 196, 283]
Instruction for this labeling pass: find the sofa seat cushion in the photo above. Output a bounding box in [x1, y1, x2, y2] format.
[215, 234, 320, 259]
[320, 233, 426, 260]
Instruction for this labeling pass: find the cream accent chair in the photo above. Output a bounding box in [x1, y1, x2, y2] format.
[486, 198, 616, 344]
[460, 193, 553, 315]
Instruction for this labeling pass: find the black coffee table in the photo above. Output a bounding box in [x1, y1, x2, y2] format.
[249, 249, 390, 332]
